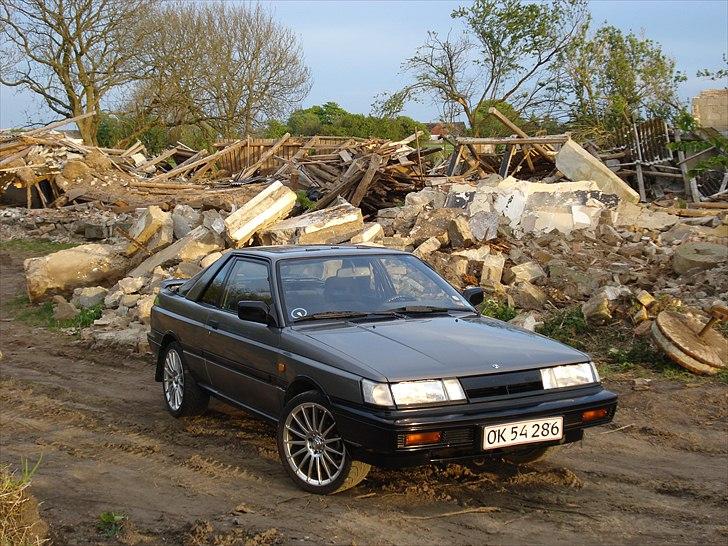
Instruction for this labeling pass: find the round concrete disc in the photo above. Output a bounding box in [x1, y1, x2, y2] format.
[651, 322, 718, 376]
[655, 311, 726, 370]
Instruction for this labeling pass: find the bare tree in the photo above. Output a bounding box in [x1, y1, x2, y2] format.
[0, 0, 153, 143]
[374, 0, 588, 135]
[131, 2, 311, 139]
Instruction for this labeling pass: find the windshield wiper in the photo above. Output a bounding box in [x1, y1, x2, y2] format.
[293, 311, 382, 323]
[385, 305, 473, 315]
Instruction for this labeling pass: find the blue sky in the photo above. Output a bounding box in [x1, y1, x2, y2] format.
[1, 0, 726, 128]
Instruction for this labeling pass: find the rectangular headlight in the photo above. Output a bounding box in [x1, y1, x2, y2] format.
[540, 362, 599, 390]
[362, 379, 394, 406]
[390, 379, 466, 407]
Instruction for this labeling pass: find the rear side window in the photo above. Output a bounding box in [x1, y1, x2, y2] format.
[220, 260, 272, 312]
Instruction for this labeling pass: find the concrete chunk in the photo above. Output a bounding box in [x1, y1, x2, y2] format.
[413, 237, 442, 259]
[503, 262, 546, 284]
[479, 254, 506, 285]
[171, 204, 201, 239]
[448, 216, 475, 248]
[71, 286, 108, 309]
[351, 223, 384, 244]
[510, 281, 548, 310]
[129, 226, 224, 278]
[125, 206, 171, 256]
[24, 244, 130, 302]
[224, 181, 297, 246]
[259, 203, 364, 245]
[556, 140, 640, 203]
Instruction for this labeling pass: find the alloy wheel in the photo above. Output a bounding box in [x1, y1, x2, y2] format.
[163, 349, 184, 411]
[282, 402, 346, 487]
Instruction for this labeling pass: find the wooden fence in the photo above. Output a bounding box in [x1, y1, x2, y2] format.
[213, 136, 364, 175]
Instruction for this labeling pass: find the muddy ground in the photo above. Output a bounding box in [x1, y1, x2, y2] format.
[1, 247, 727, 545]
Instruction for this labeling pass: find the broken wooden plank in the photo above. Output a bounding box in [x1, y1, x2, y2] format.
[235, 133, 291, 181]
[350, 154, 382, 206]
[274, 135, 319, 178]
[487, 107, 554, 162]
[150, 140, 246, 182]
[136, 147, 178, 172]
[25, 111, 96, 136]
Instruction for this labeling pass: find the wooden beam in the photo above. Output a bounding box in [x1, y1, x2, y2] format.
[149, 140, 246, 182]
[487, 107, 554, 161]
[455, 135, 570, 146]
[350, 154, 382, 206]
[274, 135, 319, 178]
[136, 147, 178, 171]
[234, 133, 291, 181]
[24, 111, 96, 135]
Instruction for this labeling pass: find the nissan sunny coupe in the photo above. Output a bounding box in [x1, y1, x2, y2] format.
[148, 246, 617, 494]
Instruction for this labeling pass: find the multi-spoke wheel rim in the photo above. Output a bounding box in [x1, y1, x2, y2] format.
[283, 402, 346, 487]
[163, 349, 184, 411]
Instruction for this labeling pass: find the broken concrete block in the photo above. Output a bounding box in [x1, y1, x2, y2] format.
[635, 289, 656, 308]
[71, 286, 108, 309]
[556, 140, 640, 203]
[120, 293, 141, 308]
[146, 213, 174, 254]
[202, 209, 226, 236]
[582, 295, 612, 324]
[351, 223, 384, 244]
[596, 223, 622, 245]
[468, 211, 499, 242]
[673, 242, 727, 274]
[128, 226, 224, 278]
[508, 311, 543, 332]
[224, 181, 297, 247]
[175, 261, 202, 279]
[391, 205, 426, 234]
[503, 262, 546, 285]
[104, 290, 123, 309]
[125, 206, 171, 256]
[453, 246, 491, 264]
[448, 216, 475, 249]
[409, 208, 461, 246]
[571, 204, 602, 229]
[137, 294, 156, 324]
[24, 244, 130, 302]
[632, 306, 649, 324]
[510, 282, 548, 310]
[413, 237, 442, 259]
[479, 254, 506, 285]
[381, 236, 413, 251]
[635, 209, 679, 231]
[199, 251, 223, 269]
[258, 203, 364, 245]
[52, 295, 79, 321]
[172, 204, 202, 239]
[118, 277, 145, 295]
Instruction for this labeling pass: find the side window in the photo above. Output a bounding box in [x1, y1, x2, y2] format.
[220, 260, 272, 312]
[199, 262, 230, 307]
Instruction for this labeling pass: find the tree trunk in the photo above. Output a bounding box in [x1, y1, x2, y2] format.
[76, 112, 99, 145]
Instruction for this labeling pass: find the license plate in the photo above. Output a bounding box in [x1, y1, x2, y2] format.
[482, 416, 563, 450]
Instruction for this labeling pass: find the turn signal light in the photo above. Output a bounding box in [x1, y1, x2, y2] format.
[582, 408, 608, 422]
[404, 431, 442, 446]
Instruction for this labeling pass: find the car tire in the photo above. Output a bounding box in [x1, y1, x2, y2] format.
[503, 445, 551, 465]
[161, 342, 209, 417]
[277, 391, 370, 495]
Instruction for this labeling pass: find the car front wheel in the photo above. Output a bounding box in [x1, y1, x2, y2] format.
[161, 342, 209, 417]
[277, 391, 370, 494]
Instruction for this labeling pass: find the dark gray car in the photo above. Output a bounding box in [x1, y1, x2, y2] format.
[148, 246, 617, 494]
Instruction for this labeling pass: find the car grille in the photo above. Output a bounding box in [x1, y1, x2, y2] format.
[460, 369, 543, 402]
[396, 427, 474, 449]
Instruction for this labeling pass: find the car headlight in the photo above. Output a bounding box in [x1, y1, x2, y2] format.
[540, 362, 600, 390]
[362, 378, 466, 407]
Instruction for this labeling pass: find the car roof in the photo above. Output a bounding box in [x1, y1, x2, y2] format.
[230, 245, 410, 261]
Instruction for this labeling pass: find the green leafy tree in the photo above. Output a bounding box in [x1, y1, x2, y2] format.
[561, 25, 683, 139]
[374, 0, 589, 135]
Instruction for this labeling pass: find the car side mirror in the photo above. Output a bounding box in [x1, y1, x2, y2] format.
[237, 301, 274, 325]
[462, 286, 484, 306]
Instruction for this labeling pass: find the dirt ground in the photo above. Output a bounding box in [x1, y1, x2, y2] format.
[1, 248, 727, 546]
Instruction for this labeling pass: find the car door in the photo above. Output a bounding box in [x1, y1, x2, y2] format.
[203, 257, 283, 419]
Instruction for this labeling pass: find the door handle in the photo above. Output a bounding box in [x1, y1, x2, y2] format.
[209, 320, 219, 330]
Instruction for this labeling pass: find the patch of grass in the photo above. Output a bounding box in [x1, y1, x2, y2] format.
[97, 512, 126, 539]
[296, 190, 316, 211]
[6, 295, 102, 330]
[479, 298, 517, 322]
[0, 458, 45, 546]
[536, 307, 590, 350]
[0, 238, 78, 254]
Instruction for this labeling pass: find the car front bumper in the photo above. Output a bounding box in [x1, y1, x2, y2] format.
[331, 385, 617, 468]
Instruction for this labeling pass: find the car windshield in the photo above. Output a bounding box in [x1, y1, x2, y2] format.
[278, 254, 474, 322]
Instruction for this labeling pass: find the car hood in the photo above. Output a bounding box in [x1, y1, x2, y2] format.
[297, 315, 589, 382]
